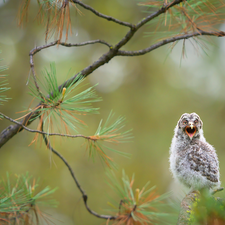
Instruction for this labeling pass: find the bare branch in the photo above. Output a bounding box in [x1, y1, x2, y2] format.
[29, 53, 45, 100]
[29, 40, 112, 56]
[111, 0, 185, 50]
[212, 187, 224, 195]
[60, 39, 112, 48]
[136, 0, 184, 29]
[71, 0, 133, 28]
[0, 108, 41, 148]
[40, 121, 116, 220]
[0, 112, 95, 140]
[117, 30, 225, 56]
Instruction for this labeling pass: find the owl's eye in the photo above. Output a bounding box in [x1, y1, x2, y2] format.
[194, 120, 198, 124]
[183, 120, 188, 125]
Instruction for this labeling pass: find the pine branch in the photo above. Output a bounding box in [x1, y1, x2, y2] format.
[86, 112, 132, 167]
[0, 173, 57, 224]
[117, 29, 225, 56]
[29, 48, 45, 101]
[40, 120, 117, 221]
[0, 110, 131, 168]
[106, 170, 170, 224]
[0, 112, 90, 139]
[1, 0, 225, 148]
[27, 63, 101, 138]
[71, 0, 133, 28]
[29, 40, 112, 56]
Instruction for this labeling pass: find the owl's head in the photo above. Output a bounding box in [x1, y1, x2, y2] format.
[177, 112, 203, 140]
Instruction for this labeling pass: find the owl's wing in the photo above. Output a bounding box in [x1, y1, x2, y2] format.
[187, 141, 219, 183]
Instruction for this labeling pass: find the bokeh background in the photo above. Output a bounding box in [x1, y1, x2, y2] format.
[1, 0, 225, 224]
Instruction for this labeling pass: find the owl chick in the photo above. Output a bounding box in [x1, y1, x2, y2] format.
[169, 113, 220, 191]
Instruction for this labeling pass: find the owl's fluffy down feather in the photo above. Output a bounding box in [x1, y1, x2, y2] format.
[170, 113, 220, 191]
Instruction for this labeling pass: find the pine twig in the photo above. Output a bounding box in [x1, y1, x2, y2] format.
[40, 120, 116, 220]
[29, 40, 112, 56]
[0, 112, 91, 139]
[29, 47, 45, 101]
[71, 0, 133, 28]
[117, 30, 225, 56]
[212, 187, 224, 195]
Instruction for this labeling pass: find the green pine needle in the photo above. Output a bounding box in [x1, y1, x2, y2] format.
[0, 173, 57, 223]
[106, 170, 170, 224]
[28, 62, 102, 133]
[139, 0, 225, 53]
[87, 111, 132, 167]
[94, 111, 133, 143]
[0, 53, 10, 106]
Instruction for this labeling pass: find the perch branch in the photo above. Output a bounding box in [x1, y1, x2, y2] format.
[177, 187, 224, 224]
[40, 121, 116, 220]
[177, 190, 200, 225]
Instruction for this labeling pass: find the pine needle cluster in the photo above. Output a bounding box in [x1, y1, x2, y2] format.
[106, 171, 169, 225]
[0, 53, 10, 106]
[141, 0, 225, 34]
[139, 0, 225, 55]
[27, 63, 100, 133]
[0, 173, 57, 225]
[20, 63, 132, 167]
[87, 112, 132, 167]
[18, 0, 81, 42]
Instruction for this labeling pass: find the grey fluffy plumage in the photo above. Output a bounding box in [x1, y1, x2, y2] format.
[170, 112, 220, 191]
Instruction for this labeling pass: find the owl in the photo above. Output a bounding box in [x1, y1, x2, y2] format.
[169, 112, 220, 191]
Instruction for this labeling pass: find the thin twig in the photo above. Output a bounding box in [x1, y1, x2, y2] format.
[40, 121, 116, 220]
[0, 112, 93, 140]
[117, 30, 225, 56]
[135, 0, 185, 30]
[29, 40, 112, 56]
[29, 48, 45, 101]
[71, 0, 133, 28]
[113, 0, 185, 50]
[60, 40, 112, 48]
[212, 187, 224, 195]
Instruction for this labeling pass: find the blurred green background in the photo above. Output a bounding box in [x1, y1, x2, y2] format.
[1, 0, 225, 224]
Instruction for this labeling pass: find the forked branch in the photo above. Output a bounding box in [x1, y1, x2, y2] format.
[40, 121, 116, 220]
[0, 0, 225, 148]
[71, 0, 133, 28]
[117, 30, 225, 56]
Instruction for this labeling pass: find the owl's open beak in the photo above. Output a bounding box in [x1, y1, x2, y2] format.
[185, 122, 196, 139]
